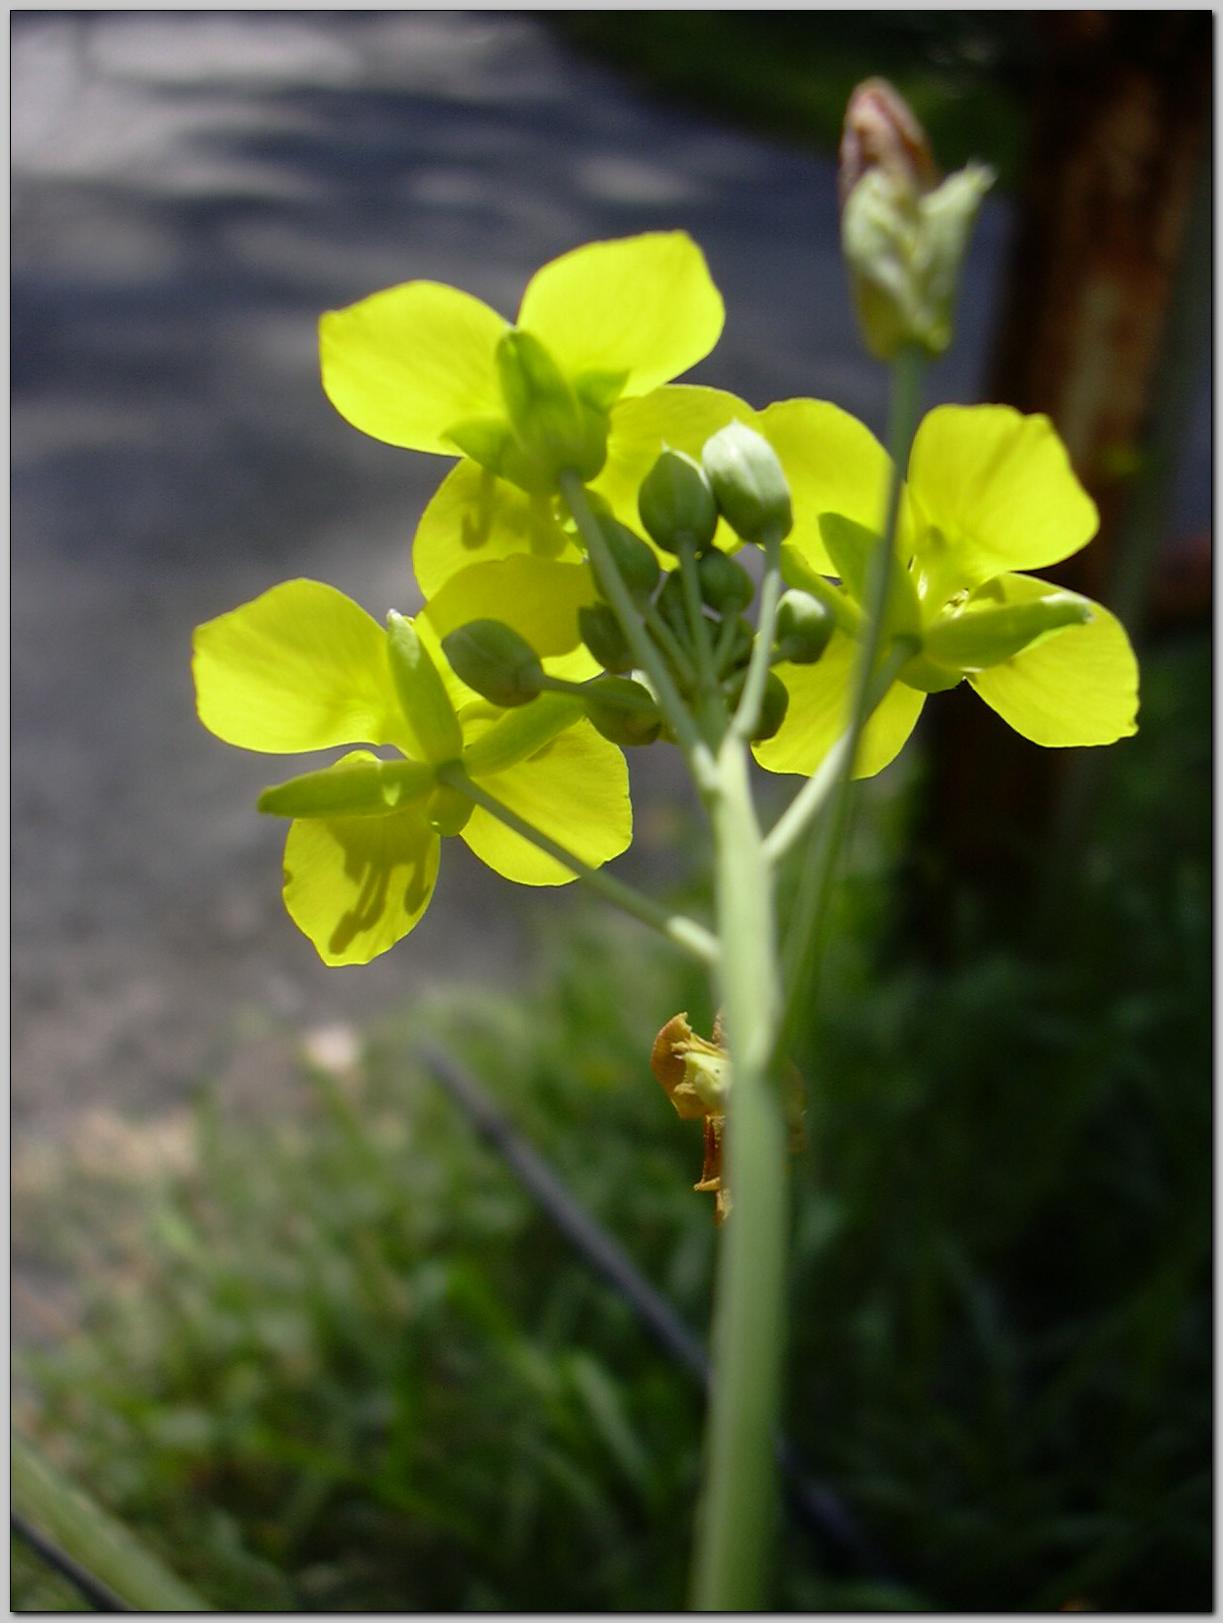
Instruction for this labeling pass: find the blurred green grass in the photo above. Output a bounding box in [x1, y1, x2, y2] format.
[548, 13, 1030, 186]
[13, 631, 1209, 1611]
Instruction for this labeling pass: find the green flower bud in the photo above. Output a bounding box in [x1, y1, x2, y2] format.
[579, 602, 633, 673]
[386, 612, 464, 764]
[717, 616, 755, 676]
[582, 676, 664, 747]
[656, 570, 691, 640]
[637, 447, 719, 554]
[774, 589, 835, 665]
[838, 79, 993, 361]
[591, 514, 661, 605]
[701, 420, 793, 545]
[441, 619, 545, 709]
[726, 668, 790, 743]
[258, 757, 434, 820]
[496, 328, 608, 485]
[425, 781, 474, 837]
[697, 549, 755, 615]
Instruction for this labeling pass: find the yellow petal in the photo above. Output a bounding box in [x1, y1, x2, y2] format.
[413, 460, 580, 600]
[753, 630, 926, 780]
[517, 233, 724, 398]
[320, 281, 507, 453]
[906, 405, 1098, 597]
[968, 574, 1139, 746]
[193, 580, 405, 755]
[282, 753, 441, 966]
[756, 399, 894, 577]
[461, 720, 631, 885]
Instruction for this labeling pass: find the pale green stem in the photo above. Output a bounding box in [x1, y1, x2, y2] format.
[690, 734, 787, 1610]
[763, 639, 916, 865]
[712, 613, 742, 677]
[775, 346, 925, 1061]
[559, 470, 715, 785]
[731, 529, 784, 741]
[12, 1434, 210, 1611]
[436, 763, 719, 966]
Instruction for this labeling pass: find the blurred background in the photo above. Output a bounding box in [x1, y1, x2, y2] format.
[12, 11, 1210, 1612]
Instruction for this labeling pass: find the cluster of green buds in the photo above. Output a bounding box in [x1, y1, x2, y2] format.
[441, 419, 837, 751]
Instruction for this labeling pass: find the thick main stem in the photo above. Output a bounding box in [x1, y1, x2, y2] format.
[690, 736, 787, 1611]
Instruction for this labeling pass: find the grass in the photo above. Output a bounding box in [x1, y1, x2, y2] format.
[12, 631, 1209, 1611]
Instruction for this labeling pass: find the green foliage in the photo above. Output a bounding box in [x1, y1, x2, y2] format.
[550, 13, 1029, 189]
[15, 641, 1208, 1611]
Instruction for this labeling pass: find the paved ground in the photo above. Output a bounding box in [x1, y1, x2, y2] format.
[10, 13, 1203, 1153]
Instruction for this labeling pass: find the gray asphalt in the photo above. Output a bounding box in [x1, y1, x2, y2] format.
[10, 13, 1202, 1147]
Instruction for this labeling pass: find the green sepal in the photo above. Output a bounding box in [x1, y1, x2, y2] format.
[425, 781, 474, 837]
[924, 587, 1093, 672]
[445, 415, 555, 497]
[582, 676, 664, 746]
[460, 692, 585, 776]
[258, 754, 435, 820]
[818, 513, 921, 638]
[637, 446, 718, 554]
[701, 419, 793, 545]
[573, 368, 630, 414]
[441, 619, 545, 708]
[385, 611, 464, 763]
[497, 328, 608, 485]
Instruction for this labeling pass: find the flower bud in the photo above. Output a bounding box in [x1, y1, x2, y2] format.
[656, 570, 690, 640]
[701, 420, 793, 545]
[386, 612, 464, 764]
[774, 589, 835, 665]
[582, 676, 663, 746]
[591, 514, 661, 605]
[697, 549, 755, 616]
[717, 616, 755, 676]
[578, 602, 633, 673]
[726, 667, 790, 742]
[838, 77, 936, 211]
[495, 327, 608, 484]
[637, 447, 719, 554]
[441, 619, 545, 708]
[838, 78, 993, 361]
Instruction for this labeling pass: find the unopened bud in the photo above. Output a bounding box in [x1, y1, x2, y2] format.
[774, 589, 835, 665]
[592, 514, 661, 605]
[441, 619, 545, 708]
[637, 447, 719, 554]
[496, 328, 608, 484]
[579, 602, 633, 673]
[727, 667, 790, 743]
[582, 676, 663, 746]
[386, 612, 464, 764]
[838, 77, 936, 211]
[702, 420, 793, 545]
[697, 549, 755, 616]
[838, 79, 993, 361]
